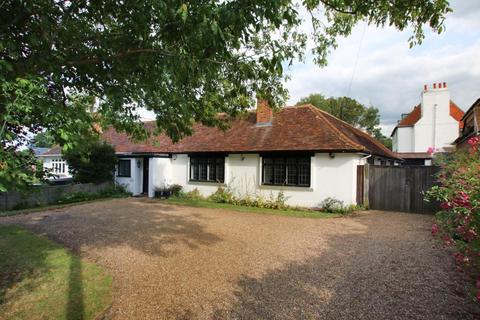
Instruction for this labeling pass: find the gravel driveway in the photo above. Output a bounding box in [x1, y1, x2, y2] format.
[1, 198, 479, 319]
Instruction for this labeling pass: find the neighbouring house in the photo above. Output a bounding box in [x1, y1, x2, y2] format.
[391, 82, 464, 165]
[37, 146, 73, 180]
[103, 101, 399, 207]
[454, 98, 480, 150]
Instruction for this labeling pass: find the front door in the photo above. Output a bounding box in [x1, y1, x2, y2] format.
[142, 157, 149, 194]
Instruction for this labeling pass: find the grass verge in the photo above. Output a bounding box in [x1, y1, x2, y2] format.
[0, 196, 127, 218]
[162, 197, 341, 218]
[0, 225, 112, 320]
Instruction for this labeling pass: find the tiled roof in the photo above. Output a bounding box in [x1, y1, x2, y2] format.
[449, 101, 464, 129]
[392, 100, 464, 136]
[397, 104, 421, 127]
[102, 104, 398, 159]
[395, 152, 432, 159]
[40, 146, 62, 156]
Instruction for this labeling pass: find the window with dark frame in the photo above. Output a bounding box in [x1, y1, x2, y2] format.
[117, 159, 131, 177]
[190, 156, 225, 183]
[262, 156, 311, 187]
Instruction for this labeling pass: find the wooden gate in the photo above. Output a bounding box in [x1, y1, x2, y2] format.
[358, 165, 440, 214]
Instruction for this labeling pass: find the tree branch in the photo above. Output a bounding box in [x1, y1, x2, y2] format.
[319, 0, 357, 15]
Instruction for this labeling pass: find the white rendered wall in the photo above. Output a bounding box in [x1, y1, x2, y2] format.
[168, 153, 361, 207]
[414, 87, 459, 152]
[148, 157, 172, 197]
[115, 157, 143, 195]
[393, 127, 414, 152]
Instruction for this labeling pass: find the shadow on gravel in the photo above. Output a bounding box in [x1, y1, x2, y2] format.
[17, 198, 222, 258]
[211, 214, 480, 320]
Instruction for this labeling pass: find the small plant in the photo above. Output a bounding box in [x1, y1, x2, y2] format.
[320, 197, 344, 213]
[208, 187, 289, 210]
[319, 197, 360, 214]
[181, 188, 204, 200]
[209, 186, 235, 203]
[169, 184, 183, 197]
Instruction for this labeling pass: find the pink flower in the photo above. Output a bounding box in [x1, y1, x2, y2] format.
[443, 235, 454, 247]
[427, 147, 435, 155]
[476, 279, 480, 289]
[431, 224, 439, 236]
[440, 202, 452, 210]
[464, 229, 477, 242]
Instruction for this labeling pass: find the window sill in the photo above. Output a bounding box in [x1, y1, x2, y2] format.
[258, 185, 313, 192]
[116, 176, 132, 178]
[188, 181, 226, 186]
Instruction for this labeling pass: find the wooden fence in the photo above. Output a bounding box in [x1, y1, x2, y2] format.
[357, 165, 440, 214]
[0, 182, 112, 212]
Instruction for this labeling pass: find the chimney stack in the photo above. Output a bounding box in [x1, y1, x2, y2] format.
[256, 98, 273, 126]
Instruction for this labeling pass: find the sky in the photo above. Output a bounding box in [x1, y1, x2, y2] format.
[140, 0, 480, 137]
[285, 0, 480, 136]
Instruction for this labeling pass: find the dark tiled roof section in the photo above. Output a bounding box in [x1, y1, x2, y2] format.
[398, 104, 421, 127]
[41, 146, 62, 156]
[102, 104, 398, 159]
[311, 107, 398, 159]
[395, 152, 433, 159]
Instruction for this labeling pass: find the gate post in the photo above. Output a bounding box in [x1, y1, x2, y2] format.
[363, 164, 370, 208]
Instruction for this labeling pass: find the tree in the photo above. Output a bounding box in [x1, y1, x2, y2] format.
[31, 131, 55, 148]
[0, 1, 450, 190]
[297, 94, 392, 149]
[63, 142, 117, 184]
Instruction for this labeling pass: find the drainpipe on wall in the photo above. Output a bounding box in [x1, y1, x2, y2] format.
[432, 103, 437, 150]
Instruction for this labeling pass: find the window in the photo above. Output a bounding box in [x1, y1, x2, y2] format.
[262, 155, 311, 187]
[117, 159, 131, 177]
[51, 158, 66, 174]
[190, 156, 225, 183]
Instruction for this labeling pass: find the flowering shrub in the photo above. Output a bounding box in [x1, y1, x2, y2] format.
[426, 136, 480, 301]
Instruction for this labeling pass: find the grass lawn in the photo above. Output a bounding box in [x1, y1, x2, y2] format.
[0, 225, 112, 320]
[162, 197, 341, 218]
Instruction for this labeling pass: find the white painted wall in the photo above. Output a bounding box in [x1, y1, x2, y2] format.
[394, 85, 460, 153]
[414, 88, 459, 152]
[164, 153, 362, 207]
[148, 157, 172, 197]
[392, 127, 414, 152]
[115, 157, 143, 195]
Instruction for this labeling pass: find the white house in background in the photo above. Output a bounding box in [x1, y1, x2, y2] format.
[102, 101, 399, 208]
[391, 82, 464, 165]
[37, 146, 73, 180]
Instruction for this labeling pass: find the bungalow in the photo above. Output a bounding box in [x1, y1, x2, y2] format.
[103, 101, 398, 208]
[454, 98, 480, 150]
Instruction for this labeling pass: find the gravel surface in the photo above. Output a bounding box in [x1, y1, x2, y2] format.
[1, 198, 479, 319]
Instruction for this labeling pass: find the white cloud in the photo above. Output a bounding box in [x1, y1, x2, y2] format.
[285, 0, 480, 135]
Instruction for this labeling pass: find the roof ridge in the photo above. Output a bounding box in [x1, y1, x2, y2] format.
[305, 105, 366, 151]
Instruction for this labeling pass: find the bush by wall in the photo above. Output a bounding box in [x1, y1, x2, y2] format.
[426, 136, 480, 302]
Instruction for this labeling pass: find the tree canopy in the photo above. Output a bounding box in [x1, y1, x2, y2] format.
[31, 131, 55, 148]
[297, 94, 392, 149]
[0, 0, 450, 190]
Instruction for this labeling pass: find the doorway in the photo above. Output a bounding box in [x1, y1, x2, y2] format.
[142, 157, 149, 194]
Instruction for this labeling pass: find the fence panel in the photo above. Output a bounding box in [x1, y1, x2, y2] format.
[364, 165, 440, 214]
[0, 182, 112, 212]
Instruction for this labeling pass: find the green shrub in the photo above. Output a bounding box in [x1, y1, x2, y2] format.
[208, 187, 289, 210]
[56, 185, 130, 204]
[319, 197, 360, 214]
[179, 188, 204, 200]
[63, 142, 117, 184]
[169, 184, 183, 197]
[209, 186, 235, 203]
